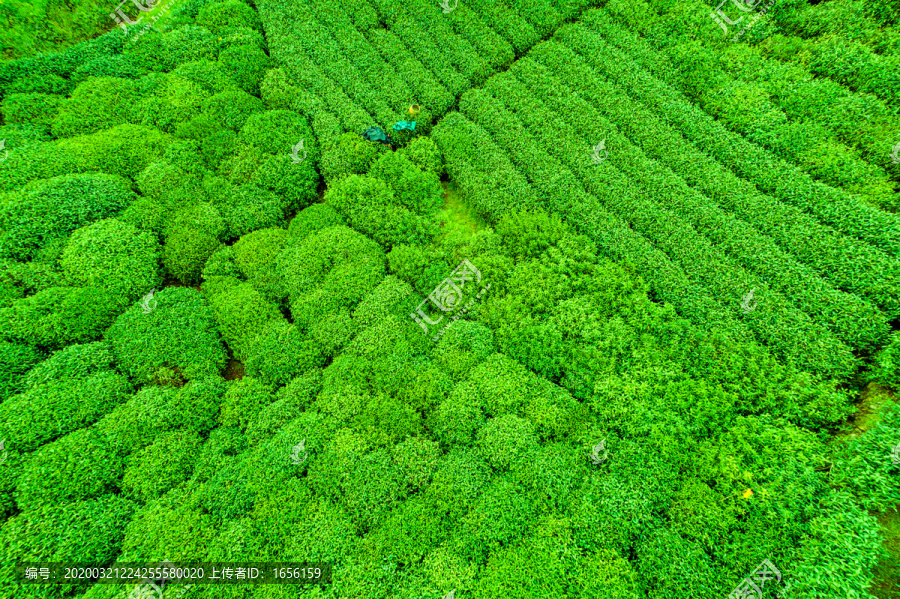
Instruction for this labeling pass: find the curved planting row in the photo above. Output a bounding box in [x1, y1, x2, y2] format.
[636, 0, 900, 181]
[583, 8, 898, 211]
[496, 53, 889, 352]
[521, 37, 900, 320]
[456, 84, 856, 380]
[553, 23, 900, 258]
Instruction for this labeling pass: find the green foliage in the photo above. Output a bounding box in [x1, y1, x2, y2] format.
[287, 203, 345, 240]
[218, 44, 272, 95]
[122, 431, 204, 502]
[325, 174, 438, 250]
[875, 332, 900, 390]
[320, 132, 389, 183]
[105, 287, 228, 384]
[0, 495, 138, 596]
[0, 173, 135, 261]
[52, 77, 141, 138]
[0, 286, 121, 349]
[198, 0, 264, 34]
[220, 377, 275, 430]
[60, 218, 161, 303]
[277, 225, 385, 328]
[201, 89, 264, 131]
[1, 93, 63, 127]
[0, 342, 43, 403]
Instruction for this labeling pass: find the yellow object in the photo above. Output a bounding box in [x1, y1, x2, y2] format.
[409, 104, 421, 116]
[742, 489, 753, 499]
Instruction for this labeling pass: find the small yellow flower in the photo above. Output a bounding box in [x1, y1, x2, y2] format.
[742, 488, 753, 499]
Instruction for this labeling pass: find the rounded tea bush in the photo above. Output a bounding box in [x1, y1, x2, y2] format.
[60, 218, 162, 303]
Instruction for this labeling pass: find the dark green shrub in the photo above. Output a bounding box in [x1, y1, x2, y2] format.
[397, 136, 444, 177]
[218, 44, 272, 95]
[386, 243, 451, 294]
[325, 174, 437, 250]
[0, 286, 120, 348]
[140, 74, 210, 134]
[432, 320, 495, 382]
[244, 321, 328, 387]
[352, 275, 414, 330]
[20, 340, 116, 386]
[163, 227, 223, 284]
[320, 131, 389, 183]
[392, 436, 441, 491]
[239, 110, 314, 157]
[0, 370, 130, 454]
[51, 77, 141, 138]
[105, 287, 228, 384]
[15, 426, 126, 511]
[163, 138, 210, 176]
[205, 279, 284, 360]
[97, 377, 226, 455]
[0, 495, 138, 595]
[287, 203, 345, 240]
[0, 172, 135, 260]
[61, 218, 161, 303]
[875, 332, 900, 390]
[198, 0, 264, 34]
[172, 59, 239, 95]
[369, 151, 444, 215]
[125, 25, 218, 72]
[0, 342, 42, 403]
[122, 430, 204, 502]
[277, 225, 384, 328]
[1, 93, 63, 127]
[201, 89, 263, 130]
[245, 370, 322, 445]
[210, 180, 285, 238]
[71, 54, 149, 83]
[220, 377, 275, 430]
